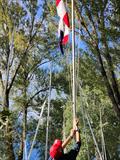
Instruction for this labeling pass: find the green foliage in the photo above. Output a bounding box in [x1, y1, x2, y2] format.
[0, 0, 120, 159]
[63, 84, 120, 159]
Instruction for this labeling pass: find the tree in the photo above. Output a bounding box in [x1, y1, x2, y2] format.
[0, 0, 58, 159]
[73, 0, 120, 117]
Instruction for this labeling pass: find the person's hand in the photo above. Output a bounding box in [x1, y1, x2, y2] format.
[73, 118, 79, 129]
[70, 129, 76, 138]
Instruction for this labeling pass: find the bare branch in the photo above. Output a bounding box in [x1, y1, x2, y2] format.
[28, 87, 49, 105]
[8, 63, 21, 92]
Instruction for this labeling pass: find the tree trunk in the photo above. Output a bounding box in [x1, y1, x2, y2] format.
[18, 77, 28, 160]
[5, 120, 15, 160]
[18, 140, 24, 160]
[18, 105, 27, 160]
[105, 51, 120, 112]
[96, 46, 120, 118]
[2, 90, 15, 160]
[3, 90, 9, 109]
[102, 31, 120, 110]
[100, 11, 120, 118]
[105, 49, 120, 98]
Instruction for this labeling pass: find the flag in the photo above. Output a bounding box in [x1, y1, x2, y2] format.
[56, 0, 70, 54]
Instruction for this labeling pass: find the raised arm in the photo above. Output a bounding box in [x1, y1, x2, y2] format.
[62, 118, 81, 149]
[62, 129, 75, 149]
[74, 118, 81, 143]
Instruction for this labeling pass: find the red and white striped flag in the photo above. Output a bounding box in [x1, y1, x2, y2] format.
[56, 0, 70, 54]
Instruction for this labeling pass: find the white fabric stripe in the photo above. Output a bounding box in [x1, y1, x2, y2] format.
[57, 0, 66, 20]
[58, 19, 64, 37]
[64, 25, 69, 36]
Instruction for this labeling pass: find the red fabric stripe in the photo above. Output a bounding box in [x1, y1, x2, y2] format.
[63, 13, 70, 27]
[56, 0, 61, 6]
[62, 35, 69, 44]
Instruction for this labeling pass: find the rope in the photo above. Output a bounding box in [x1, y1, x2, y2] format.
[45, 63, 52, 160]
[28, 100, 46, 160]
[72, 0, 76, 119]
[79, 84, 103, 160]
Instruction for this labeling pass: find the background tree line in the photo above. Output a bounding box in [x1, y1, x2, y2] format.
[0, 0, 120, 160]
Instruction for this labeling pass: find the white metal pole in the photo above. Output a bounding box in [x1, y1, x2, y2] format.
[24, 140, 28, 160]
[45, 64, 52, 160]
[72, 0, 76, 119]
[28, 100, 46, 160]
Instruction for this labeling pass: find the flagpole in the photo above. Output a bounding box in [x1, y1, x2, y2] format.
[45, 63, 52, 160]
[72, 0, 76, 120]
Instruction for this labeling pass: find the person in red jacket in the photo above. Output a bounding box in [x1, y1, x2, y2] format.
[48, 118, 81, 160]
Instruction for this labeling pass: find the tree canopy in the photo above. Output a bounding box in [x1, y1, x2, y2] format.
[0, 0, 120, 160]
